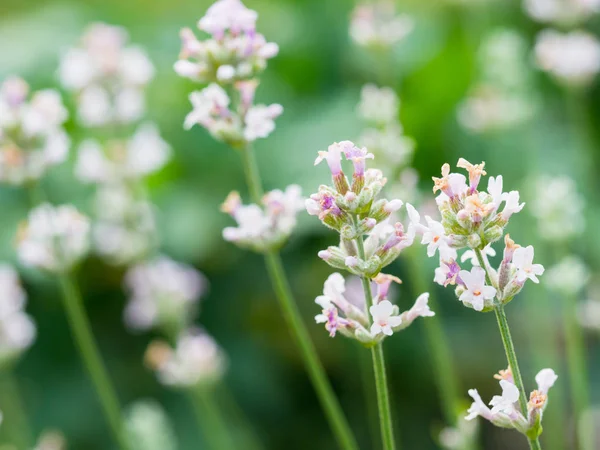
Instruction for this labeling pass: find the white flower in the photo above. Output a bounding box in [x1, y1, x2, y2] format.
[357, 84, 399, 125]
[535, 368, 558, 395]
[525, 0, 600, 25]
[545, 256, 589, 294]
[125, 123, 171, 176]
[458, 266, 496, 311]
[124, 400, 177, 450]
[487, 175, 505, 210]
[124, 256, 207, 332]
[16, 204, 90, 273]
[578, 298, 600, 330]
[535, 29, 600, 86]
[466, 389, 493, 421]
[489, 379, 520, 415]
[243, 103, 283, 141]
[370, 300, 402, 336]
[501, 191, 525, 220]
[512, 246, 544, 284]
[421, 216, 453, 258]
[404, 293, 435, 321]
[350, 1, 414, 48]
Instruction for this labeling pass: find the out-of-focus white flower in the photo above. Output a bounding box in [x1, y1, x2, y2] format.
[0, 77, 70, 185]
[350, 1, 414, 48]
[357, 84, 399, 126]
[512, 246, 544, 284]
[222, 185, 304, 252]
[529, 175, 584, 241]
[75, 123, 171, 183]
[59, 23, 155, 126]
[16, 203, 90, 273]
[124, 256, 207, 333]
[174, 0, 278, 84]
[33, 430, 67, 450]
[243, 103, 284, 141]
[0, 264, 36, 367]
[525, 0, 600, 25]
[125, 400, 177, 450]
[577, 297, 600, 331]
[535, 30, 600, 86]
[145, 329, 226, 388]
[545, 256, 589, 295]
[439, 416, 478, 450]
[458, 266, 497, 311]
[358, 125, 414, 170]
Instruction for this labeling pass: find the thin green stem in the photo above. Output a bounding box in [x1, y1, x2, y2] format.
[189, 386, 234, 450]
[474, 249, 542, 450]
[57, 273, 129, 450]
[355, 229, 396, 450]
[0, 370, 34, 448]
[217, 384, 264, 450]
[240, 144, 358, 450]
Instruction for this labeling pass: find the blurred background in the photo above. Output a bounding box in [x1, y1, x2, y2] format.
[0, 0, 599, 448]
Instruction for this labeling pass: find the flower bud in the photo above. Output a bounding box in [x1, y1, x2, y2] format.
[468, 233, 482, 249]
[318, 246, 347, 270]
[484, 225, 504, 245]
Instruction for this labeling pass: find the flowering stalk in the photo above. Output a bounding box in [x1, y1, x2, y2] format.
[356, 231, 396, 450]
[189, 386, 235, 450]
[0, 371, 34, 448]
[57, 274, 130, 450]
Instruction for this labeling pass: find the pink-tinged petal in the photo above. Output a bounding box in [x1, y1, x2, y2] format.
[482, 285, 497, 299]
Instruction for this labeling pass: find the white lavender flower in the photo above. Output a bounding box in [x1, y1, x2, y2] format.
[524, 0, 600, 25]
[349, 1, 414, 48]
[0, 77, 69, 185]
[221, 185, 304, 253]
[438, 416, 478, 450]
[466, 368, 557, 438]
[357, 84, 399, 126]
[75, 123, 171, 183]
[58, 23, 155, 127]
[16, 204, 90, 273]
[125, 400, 177, 450]
[124, 255, 207, 334]
[529, 175, 584, 241]
[578, 297, 600, 331]
[313, 272, 432, 346]
[174, 0, 278, 84]
[545, 256, 589, 295]
[145, 329, 226, 388]
[0, 264, 36, 368]
[535, 30, 600, 86]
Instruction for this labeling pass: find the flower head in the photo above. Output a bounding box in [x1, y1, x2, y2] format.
[350, 1, 414, 48]
[370, 300, 402, 336]
[458, 266, 497, 311]
[512, 246, 544, 284]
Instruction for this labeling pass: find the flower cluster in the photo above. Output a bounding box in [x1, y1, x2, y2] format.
[535, 30, 600, 86]
[174, 0, 278, 84]
[529, 174, 584, 241]
[75, 123, 171, 183]
[176, 1, 282, 147]
[466, 368, 557, 439]
[458, 30, 536, 133]
[349, 1, 414, 48]
[58, 22, 155, 127]
[313, 273, 434, 346]
[221, 186, 304, 253]
[414, 160, 544, 311]
[545, 256, 590, 295]
[16, 203, 90, 273]
[145, 329, 226, 388]
[124, 255, 207, 335]
[524, 0, 600, 25]
[0, 77, 69, 185]
[307, 141, 417, 278]
[0, 264, 36, 367]
[91, 183, 156, 265]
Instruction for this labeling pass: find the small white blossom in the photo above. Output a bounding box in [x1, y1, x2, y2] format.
[16, 204, 90, 273]
[525, 0, 600, 25]
[512, 246, 544, 284]
[357, 84, 399, 125]
[535, 29, 600, 86]
[124, 400, 177, 450]
[350, 1, 414, 48]
[545, 256, 589, 295]
[124, 256, 207, 333]
[489, 379, 520, 415]
[370, 300, 403, 336]
[458, 266, 497, 311]
[243, 104, 284, 141]
[421, 217, 453, 258]
[501, 191, 525, 220]
[33, 430, 67, 450]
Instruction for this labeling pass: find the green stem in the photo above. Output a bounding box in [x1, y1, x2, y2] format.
[474, 249, 542, 450]
[0, 370, 34, 448]
[355, 229, 396, 450]
[57, 273, 129, 450]
[217, 384, 264, 450]
[189, 386, 234, 450]
[240, 144, 358, 450]
[563, 292, 589, 446]
[405, 250, 462, 427]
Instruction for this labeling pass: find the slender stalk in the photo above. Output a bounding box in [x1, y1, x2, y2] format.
[189, 386, 234, 450]
[355, 231, 396, 450]
[474, 249, 542, 450]
[240, 144, 358, 450]
[218, 384, 264, 450]
[0, 370, 34, 448]
[57, 273, 129, 450]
